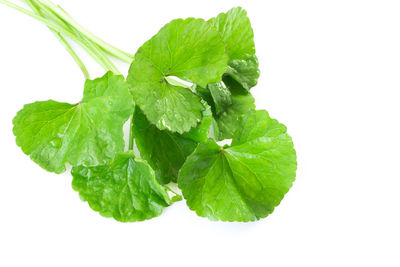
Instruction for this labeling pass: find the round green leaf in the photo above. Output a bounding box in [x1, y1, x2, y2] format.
[13, 72, 134, 173]
[178, 110, 297, 221]
[209, 7, 260, 91]
[72, 152, 170, 222]
[127, 18, 228, 134]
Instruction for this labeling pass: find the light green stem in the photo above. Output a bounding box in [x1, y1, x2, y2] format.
[31, 0, 120, 74]
[165, 186, 183, 203]
[0, 0, 119, 74]
[129, 114, 134, 151]
[164, 76, 192, 89]
[24, 0, 90, 79]
[38, 0, 134, 63]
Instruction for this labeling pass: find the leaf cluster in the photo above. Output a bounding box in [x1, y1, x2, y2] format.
[12, 7, 297, 222]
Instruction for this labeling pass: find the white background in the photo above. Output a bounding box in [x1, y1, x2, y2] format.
[0, 0, 399, 266]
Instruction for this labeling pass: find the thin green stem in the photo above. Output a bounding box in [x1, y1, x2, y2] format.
[0, 0, 118, 73]
[55, 34, 91, 78]
[128, 114, 134, 151]
[165, 76, 192, 89]
[165, 186, 183, 203]
[24, 0, 89, 79]
[165, 186, 180, 196]
[31, 0, 120, 74]
[81, 36, 120, 74]
[38, 0, 134, 63]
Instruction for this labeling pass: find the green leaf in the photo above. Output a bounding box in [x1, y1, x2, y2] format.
[195, 84, 255, 141]
[178, 110, 297, 222]
[181, 100, 212, 142]
[132, 107, 199, 184]
[231, 109, 288, 147]
[209, 7, 260, 91]
[72, 152, 170, 222]
[13, 72, 134, 173]
[202, 7, 259, 140]
[211, 85, 255, 141]
[127, 18, 228, 134]
[194, 84, 214, 106]
[132, 102, 211, 184]
[208, 83, 232, 115]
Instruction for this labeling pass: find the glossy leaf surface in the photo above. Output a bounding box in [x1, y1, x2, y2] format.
[209, 7, 260, 91]
[13, 72, 134, 173]
[127, 18, 228, 133]
[72, 152, 170, 222]
[178, 110, 297, 221]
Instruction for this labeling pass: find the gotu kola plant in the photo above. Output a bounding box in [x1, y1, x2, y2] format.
[2, 0, 297, 222]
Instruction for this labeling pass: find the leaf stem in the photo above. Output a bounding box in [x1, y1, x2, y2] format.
[0, 0, 120, 74]
[38, 0, 134, 63]
[164, 76, 192, 89]
[165, 185, 183, 202]
[128, 114, 134, 151]
[23, 0, 90, 79]
[31, 0, 120, 74]
[164, 185, 179, 195]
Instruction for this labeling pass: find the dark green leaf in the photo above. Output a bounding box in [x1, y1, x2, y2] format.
[132, 107, 199, 184]
[197, 82, 255, 141]
[208, 83, 232, 115]
[211, 84, 255, 140]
